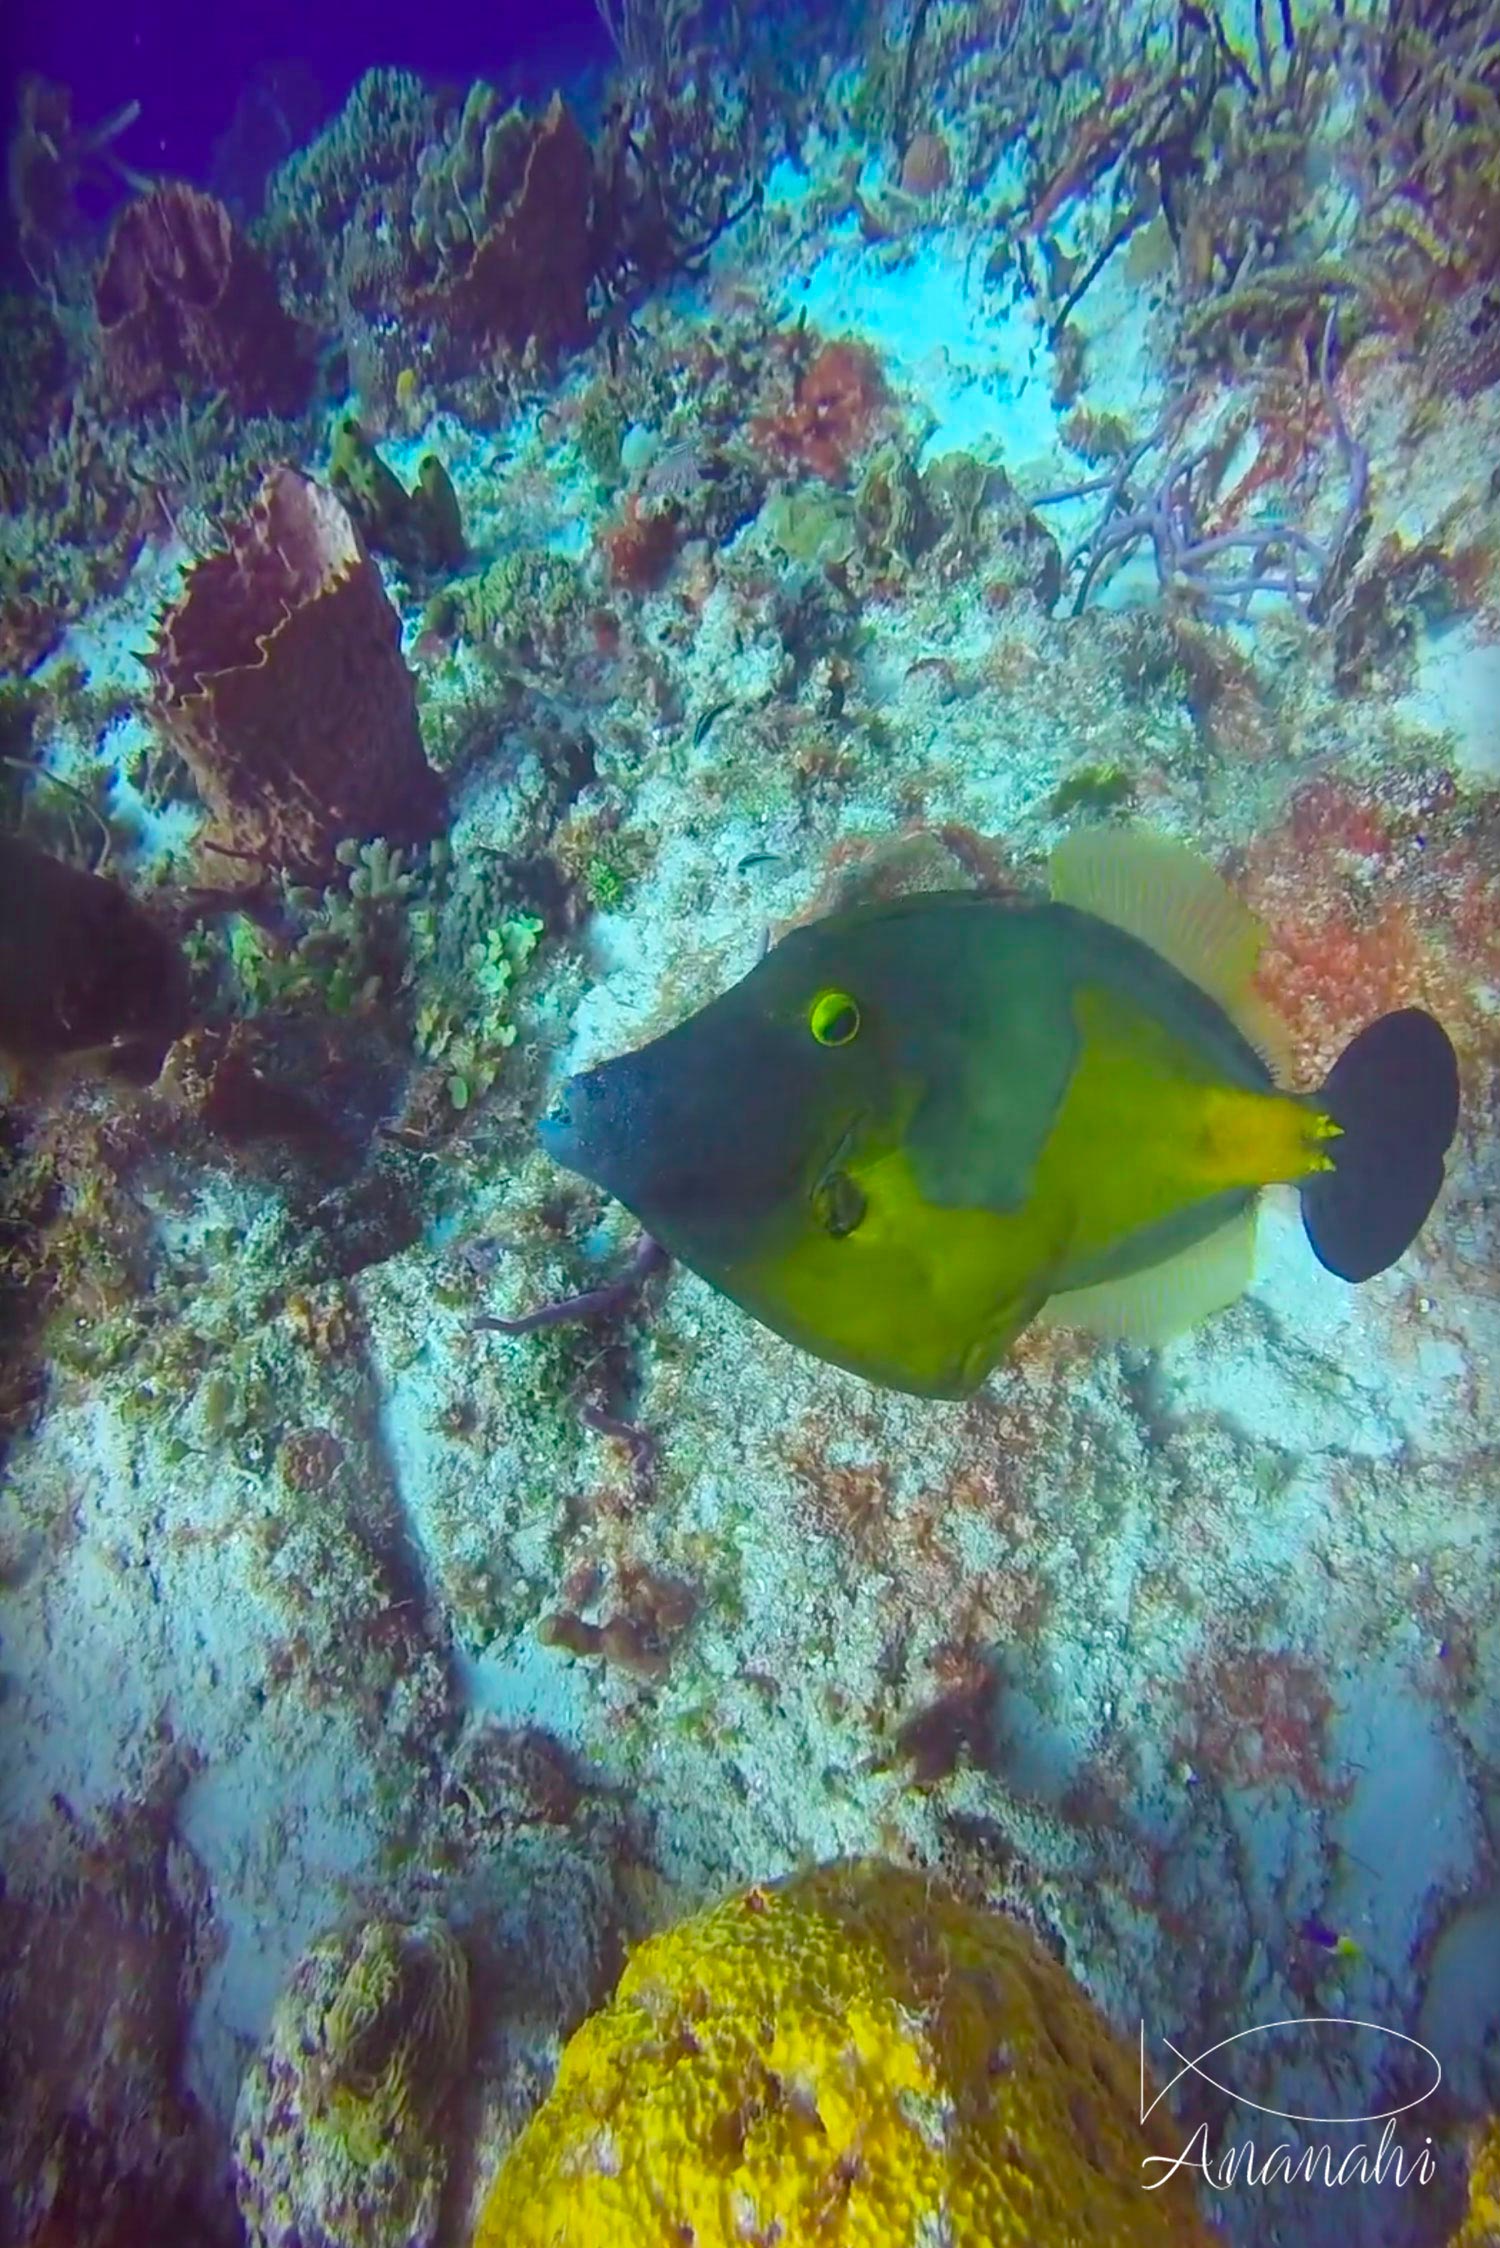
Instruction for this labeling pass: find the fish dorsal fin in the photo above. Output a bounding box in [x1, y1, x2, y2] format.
[1048, 828, 1292, 1083]
[1037, 1199, 1259, 1345]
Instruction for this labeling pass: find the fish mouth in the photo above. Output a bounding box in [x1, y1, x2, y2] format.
[806, 1116, 865, 1201]
[537, 1061, 635, 1190]
[538, 1086, 586, 1170]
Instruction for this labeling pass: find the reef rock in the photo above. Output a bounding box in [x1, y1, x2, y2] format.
[232, 1916, 469, 2248]
[148, 466, 444, 884]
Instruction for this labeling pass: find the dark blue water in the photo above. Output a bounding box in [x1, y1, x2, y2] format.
[5, 0, 611, 196]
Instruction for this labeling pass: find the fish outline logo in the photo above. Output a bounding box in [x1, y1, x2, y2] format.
[1139, 2017, 1443, 2127]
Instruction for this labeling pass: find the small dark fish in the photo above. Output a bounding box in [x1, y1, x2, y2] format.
[0, 836, 191, 1085]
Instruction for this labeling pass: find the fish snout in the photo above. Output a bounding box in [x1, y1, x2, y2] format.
[538, 1060, 635, 1180]
[538, 1073, 592, 1166]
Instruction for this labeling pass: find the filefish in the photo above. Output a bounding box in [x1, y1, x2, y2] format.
[538, 830, 1459, 1398]
[0, 835, 191, 1086]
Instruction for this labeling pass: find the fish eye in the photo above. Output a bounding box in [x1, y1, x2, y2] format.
[808, 989, 861, 1047]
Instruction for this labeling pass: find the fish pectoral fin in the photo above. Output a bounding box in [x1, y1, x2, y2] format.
[1038, 1199, 1259, 1345]
[1048, 827, 1294, 1084]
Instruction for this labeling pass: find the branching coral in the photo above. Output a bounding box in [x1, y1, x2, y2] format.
[410, 909, 543, 1110]
[227, 839, 420, 1020]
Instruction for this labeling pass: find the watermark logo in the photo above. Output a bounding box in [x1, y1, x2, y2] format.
[1139, 2018, 1442, 2194]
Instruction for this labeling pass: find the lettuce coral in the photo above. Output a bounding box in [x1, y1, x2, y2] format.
[472, 1858, 1209, 2247]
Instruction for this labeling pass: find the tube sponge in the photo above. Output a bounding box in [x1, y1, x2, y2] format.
[473, 1858, 1210, 2247]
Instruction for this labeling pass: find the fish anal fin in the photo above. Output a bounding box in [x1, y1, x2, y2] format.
[1038, 1200, 1259, 1345]
[1049, 828, 1294, 1084]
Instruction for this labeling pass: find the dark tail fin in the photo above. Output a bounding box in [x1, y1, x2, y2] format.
[1301, 1008, 1459, 1282]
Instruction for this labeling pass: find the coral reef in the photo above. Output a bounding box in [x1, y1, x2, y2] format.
[147, 466, 444, 881]
[751, 337, 889, 484]
[257, 68, 439, 302]
[5, 13, 1500, 2248]
[232, 1916, 469, 2248]
[0, 404, 151, 671]
[94, 182, 313, 415]
[1426, 279, 1500, 402]
[6, 74, 151, 281]
[474, 1858, 1209, 2245]
[598, 492, 679, 591]
[0, 835, 190, 1081]
[1454, 2117, 1500, 2245]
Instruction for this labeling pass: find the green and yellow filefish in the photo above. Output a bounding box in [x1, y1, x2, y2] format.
[539, 830, 1459, 1398]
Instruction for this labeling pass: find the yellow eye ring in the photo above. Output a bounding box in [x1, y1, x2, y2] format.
[809, 989, 861, 1046]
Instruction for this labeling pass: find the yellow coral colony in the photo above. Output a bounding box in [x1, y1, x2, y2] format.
[473, 1859, 1209, 2246]
[1452, 2116, 1500, 2246]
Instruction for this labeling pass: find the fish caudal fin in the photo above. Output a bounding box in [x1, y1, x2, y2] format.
[1300, 1008, 1459, 1282]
